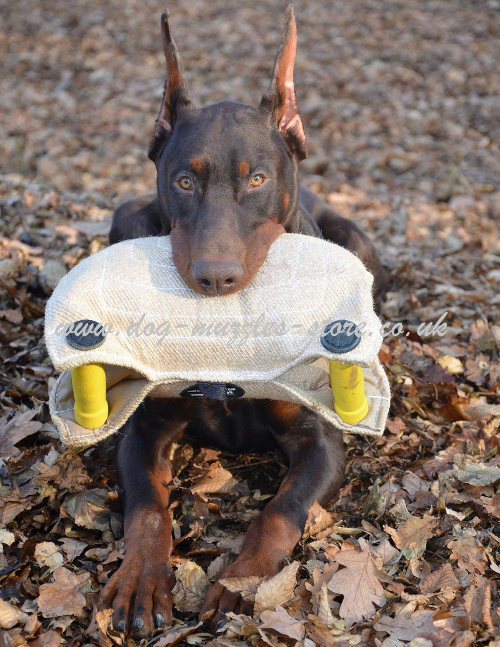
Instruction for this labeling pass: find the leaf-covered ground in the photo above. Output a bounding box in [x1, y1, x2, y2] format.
[1, 0, 499, 645]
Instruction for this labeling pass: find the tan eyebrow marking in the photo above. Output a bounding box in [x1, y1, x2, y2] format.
[239, 160, 250, 176]
[190, 157, 203, 173]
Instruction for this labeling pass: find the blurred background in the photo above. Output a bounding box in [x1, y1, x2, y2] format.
[2, 0, 500, 202]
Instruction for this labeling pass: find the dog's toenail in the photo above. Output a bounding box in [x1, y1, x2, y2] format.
[155, 613, 165, 627]
[134, 617, 144, 629]
[117, 620, 125, 632]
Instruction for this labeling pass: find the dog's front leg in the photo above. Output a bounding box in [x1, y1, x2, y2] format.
[100, 399, 186, 636]
[201, 403, 346, 627]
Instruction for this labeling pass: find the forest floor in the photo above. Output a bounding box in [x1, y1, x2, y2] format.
[1, 0, 499, 645]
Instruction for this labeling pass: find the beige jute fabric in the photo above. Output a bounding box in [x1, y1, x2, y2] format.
[45, 233, 390, 449]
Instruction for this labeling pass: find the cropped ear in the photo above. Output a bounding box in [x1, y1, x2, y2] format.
[148, 10, 191, 163]
[260, 5, 306, 161]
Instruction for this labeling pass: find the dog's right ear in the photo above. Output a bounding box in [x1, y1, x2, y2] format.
[148, 10, 191, 163]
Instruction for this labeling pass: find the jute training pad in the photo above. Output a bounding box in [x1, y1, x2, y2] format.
[45, 233, 390, 449]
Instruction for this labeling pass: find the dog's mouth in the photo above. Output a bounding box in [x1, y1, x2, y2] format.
[170, 221, 286, 297]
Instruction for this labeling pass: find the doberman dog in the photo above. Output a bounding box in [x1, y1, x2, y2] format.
[101, 6, 386, 635]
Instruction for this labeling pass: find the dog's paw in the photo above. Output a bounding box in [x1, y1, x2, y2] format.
[100, 555, 174, 637]
[200, 555, 280, 630]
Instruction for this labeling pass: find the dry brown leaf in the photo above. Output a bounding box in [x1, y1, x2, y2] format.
[324, 544, 340, 562]
[0, 408, 42, 459]
[327, 542, 386, 626]
[58, 538, 88, 562]
[437, 355, 464, 374]
[420, 562, 459, 593]
[374, 610, 436, 641]
[376, 608, 472, 645]
[303, 501, 335, 538]
[260, 606, 305, 641]
[154, 621, 204, 646]
[94, 608, 123, 647]
[0, 598, 29, 629]
[385, 514, 439, 558]
[448, 528, 487, 574]
[305, 563, 338, 615]
[463, 574, 493, 631]
[1, 500, 29, 524]
[254, 562, 300, 617]
[317, 582, 336, 626]
[31, 630, 63, 647]
[450, 462, 500, 487]
[207, 553, 233, 581]
[172, 560, 210, 613]
[371, 537, 400, 566]
[402, 471, 430, 499]
[34, 541, 64, 569]
[305, 613, 344, 645]
[482, 492, 500, 518]
[62, 489, 111, 531]
[191, 465, 238, 494]
[55, 453, 92, 491]
[37, 566, 89, 618]
[219, 575, 264, 602]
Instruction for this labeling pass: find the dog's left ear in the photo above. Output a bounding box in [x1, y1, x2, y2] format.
[149, 10, 191, 163]
[260, 5, 306, 161]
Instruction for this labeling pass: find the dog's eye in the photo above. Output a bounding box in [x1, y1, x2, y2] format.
[178, 176, 192, 190]
[250, 174, 265, 187]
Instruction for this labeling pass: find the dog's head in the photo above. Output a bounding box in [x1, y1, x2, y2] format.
[148, 6, 306, 295]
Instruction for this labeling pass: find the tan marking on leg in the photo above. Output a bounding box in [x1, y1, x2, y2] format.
[267, 400, 302, 425]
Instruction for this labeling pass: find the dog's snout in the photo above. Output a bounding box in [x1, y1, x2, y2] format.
[191, 260, 244, 295]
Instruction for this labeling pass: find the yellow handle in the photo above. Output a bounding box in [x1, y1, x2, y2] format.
[71, 364, 108, 429]
[329, 360, 369, 424]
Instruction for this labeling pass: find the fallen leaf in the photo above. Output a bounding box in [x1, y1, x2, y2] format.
[94, 608, 123, 647]
[219, 575, 264, 602]
[451, 462, 500, 486]
[385, 514, 439, 558]
[191, 465, 238, 494]
[448, 528, 487, 574]
[437, 355, 464, 374]
[305, 563, 338, 615]
[172, 560, 210, 613]
[62, 489, 111, 531]
[420, 562, 459, 593]
[58, 537, 88, 562]
[371, 537, 399, 566]
[254, 562, 300, 617]
[327, 542, 386, 626]
[0, 598, 29, 628]
[374, 610, 435, 641]
[304, 501, 335, 538]
[0, 408, 42, 459]
[463, 574, 493, 630]
[37, 566, 89, 618]
[260, 605, 305, 641]
[35, 541, 64, 569]
[31, 630, 63, 647]
[154, 621, 204, 646]
[317, 582, 336, 626]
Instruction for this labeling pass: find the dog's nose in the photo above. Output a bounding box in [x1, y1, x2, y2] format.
[191, 260, 244, 295]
